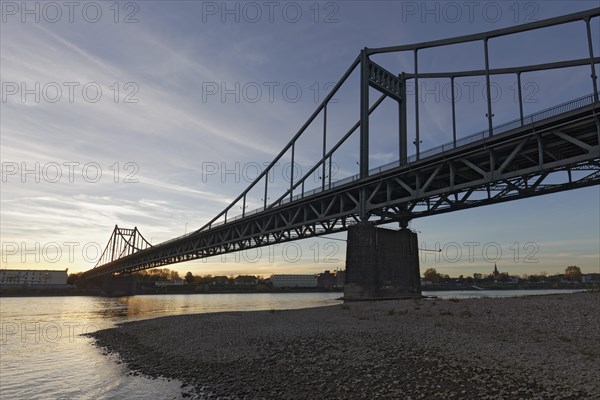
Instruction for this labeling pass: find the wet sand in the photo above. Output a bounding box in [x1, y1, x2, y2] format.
[90, 292, 600, 399]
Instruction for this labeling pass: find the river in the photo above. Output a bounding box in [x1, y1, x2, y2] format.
[0, 289, 586, 399]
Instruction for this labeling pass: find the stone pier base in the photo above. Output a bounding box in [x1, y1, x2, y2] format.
[344, 223, 421, 300]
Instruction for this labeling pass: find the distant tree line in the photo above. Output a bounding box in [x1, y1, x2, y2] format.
[67, 268, 181, 286]
[422, 266, 586, 283]
[134, 268, 180, 282]
[67, 265, 590, 289]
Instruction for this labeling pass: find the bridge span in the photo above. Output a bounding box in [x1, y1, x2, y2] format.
[82, 8, 600, 300]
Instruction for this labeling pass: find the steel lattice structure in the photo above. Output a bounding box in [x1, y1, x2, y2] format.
[82, 8, 600, 279]
[93, 226, 153, 268]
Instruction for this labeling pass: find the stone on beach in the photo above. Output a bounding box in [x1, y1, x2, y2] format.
[90, 292, 600, 399]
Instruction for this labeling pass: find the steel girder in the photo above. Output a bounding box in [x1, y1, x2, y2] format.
[363, 110, 600, 222]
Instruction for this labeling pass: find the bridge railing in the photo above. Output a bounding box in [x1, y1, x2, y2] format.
[369, 92, 598, 177]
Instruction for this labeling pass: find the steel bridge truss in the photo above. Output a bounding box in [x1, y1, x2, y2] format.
[84, 101, 599, 277]
[93, 225, 153, 268]
[82, 8, 600, 279]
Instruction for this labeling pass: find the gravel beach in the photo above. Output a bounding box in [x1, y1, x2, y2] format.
[90, 292, 600, 399]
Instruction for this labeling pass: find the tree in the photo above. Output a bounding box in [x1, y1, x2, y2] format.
[184, 271, 194, 285]
[423, 268, 440, 282]
[149, 268, 170, 281]
[198, 274, 213, 284]
[67, 272, 83, 286]
[564, 266, 582, 281]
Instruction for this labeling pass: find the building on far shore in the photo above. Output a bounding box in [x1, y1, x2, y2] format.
[491, 264, 501, 279]
[235, 275, 258, 286]
[0, 268, 68, 289]
[211, 276, 230, 286]
[582, 273, 600, 283]
[336, 270, 345, 288]
[271, 274, 317, 288]
[155, 278, 184, 287]
[317, 270, 337, 289]
[490, 264, 513, 283]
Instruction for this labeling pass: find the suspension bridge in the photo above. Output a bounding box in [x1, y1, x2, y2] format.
[81, 8, 600, 299]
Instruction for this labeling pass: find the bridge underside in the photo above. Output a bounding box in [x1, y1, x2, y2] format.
[81, 103, 600, 280]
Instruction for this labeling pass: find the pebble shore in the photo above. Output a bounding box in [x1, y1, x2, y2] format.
[90, 292, 600, 399]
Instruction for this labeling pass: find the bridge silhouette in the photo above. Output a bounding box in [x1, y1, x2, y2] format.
[82, 8, 600, 298]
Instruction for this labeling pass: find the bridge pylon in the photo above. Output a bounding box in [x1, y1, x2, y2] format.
[81, 225, 152, 280]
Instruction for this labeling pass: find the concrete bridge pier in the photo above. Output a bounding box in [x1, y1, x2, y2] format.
[344, 223, 421, 300]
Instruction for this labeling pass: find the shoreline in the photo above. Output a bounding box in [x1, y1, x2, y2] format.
[89, 292, 600, 399]
[1, 285, 595, 298]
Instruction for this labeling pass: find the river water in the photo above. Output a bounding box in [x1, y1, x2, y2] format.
[0, 290, 585, 399]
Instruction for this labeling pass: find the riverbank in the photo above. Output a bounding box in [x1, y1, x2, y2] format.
[0, 287, 103, 297]
[0, 287, 343, 297]
[3, 283, 596, 297]
[90, 292, 599, 399]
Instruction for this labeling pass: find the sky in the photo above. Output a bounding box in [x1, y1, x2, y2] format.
[1, 0, 599, 278]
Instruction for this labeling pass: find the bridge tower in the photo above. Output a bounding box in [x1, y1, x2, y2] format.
[82, 225, 153, 294]
[344, 49, 421, 300]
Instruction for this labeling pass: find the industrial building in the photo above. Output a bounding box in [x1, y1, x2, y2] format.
[271, 274, 318, 288]
[0, 269, 68, 289]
